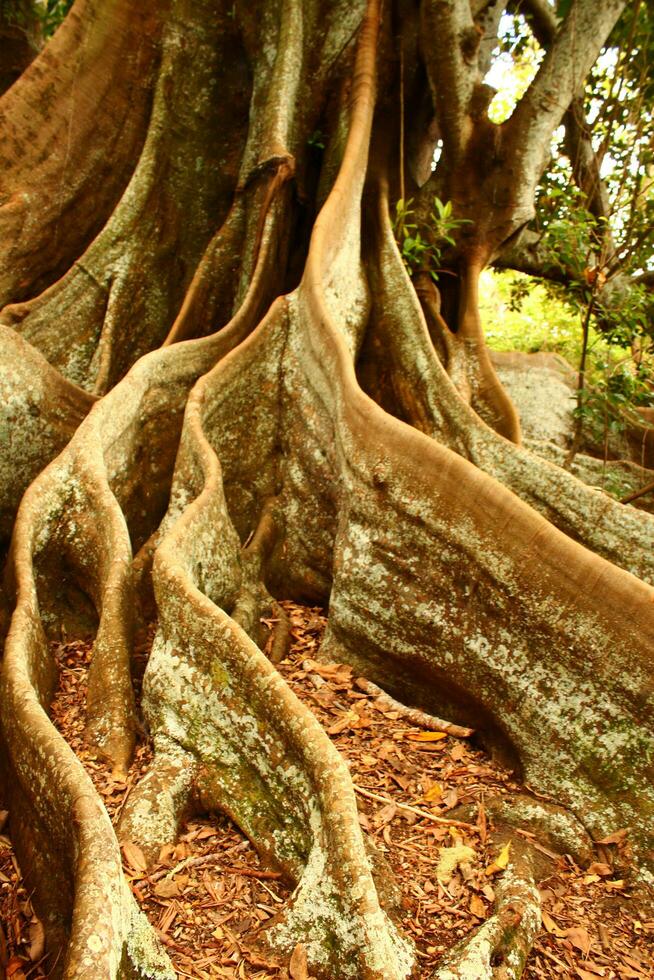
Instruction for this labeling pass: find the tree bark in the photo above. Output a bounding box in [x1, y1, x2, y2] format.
[0, 1, 652, 978]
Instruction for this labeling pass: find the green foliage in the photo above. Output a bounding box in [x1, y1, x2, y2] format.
[481, 269, 654, 450]
[2, 0, 72, 36]
[38, 0, 72, 36]
[392, 197, 470, 281]
[576, 357, 653, 446]
[486, 15, 543, 124]
[307, 129, 325, 150]
[481, 269, 583, 360]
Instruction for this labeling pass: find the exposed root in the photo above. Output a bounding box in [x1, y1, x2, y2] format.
[121, 303, 414, 976]
[0, 325, 95, 543]
[456, 261, 523, 446]
[360, 183, 654, 585]
[435, 841, 541, 980]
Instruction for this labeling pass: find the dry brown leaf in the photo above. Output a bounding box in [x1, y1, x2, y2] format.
[577, 961, 607, 976]
[586, 862, 611, 876]
[563, 925, 592, 957]
[595, 828, 627, 846]
[289, 942, 309, 979]
[469, 893, 486, 918]
[541, 909, 566, 937]
[121, 841, 147, 874]
[482, 883, 495, 903]
[6, 957, 26, 979]
[154, 878, 180, 899]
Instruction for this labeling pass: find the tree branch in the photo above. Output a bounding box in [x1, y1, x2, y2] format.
[494, 227, 652, 325]
[518, 0, 616, 241]
[507, 0, 627, 191]
[474, 0, 507, 78]
[420, 0, 479, 160]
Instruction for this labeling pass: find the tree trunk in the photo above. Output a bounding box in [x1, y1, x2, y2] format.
[1, 1, 651, 978]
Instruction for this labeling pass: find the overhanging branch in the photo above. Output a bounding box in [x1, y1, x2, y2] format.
[506, 0, 627, 191]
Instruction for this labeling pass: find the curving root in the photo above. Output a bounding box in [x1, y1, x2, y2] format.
[434, 838, 541, 980]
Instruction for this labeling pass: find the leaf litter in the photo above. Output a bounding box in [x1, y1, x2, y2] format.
[3, 604, 649, 978]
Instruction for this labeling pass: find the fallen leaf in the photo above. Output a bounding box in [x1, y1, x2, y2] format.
[541, 910, 566, 937]
[422, 784, 442, 803]
[121, 841, 147, 874]
[595, 828, 627, 846]
[194, 826, 217, 840]
[586, 862, 611, 876]
[6, 958, 26, 979]
[154, 878, 180, 898]
[405, 731, 447, 742]
[563, 926, 591, 957]
[482, 883, 495, 903]
[485, 841, 511, 876]
[373, 803, 397, 829]
[289, 942, 309, 980]
[578, 960, 607, 976]
[469, 893, 486, 918]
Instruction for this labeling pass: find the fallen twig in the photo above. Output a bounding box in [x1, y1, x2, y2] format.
[355, 677, 474, 738]
[353, 785, 476, 829]
[620, 478, 654, 505]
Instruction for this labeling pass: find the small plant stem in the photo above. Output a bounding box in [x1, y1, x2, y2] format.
[620, 479, 654, 505]
[399, 41, 405, 208]
[565, 295, 595, 468]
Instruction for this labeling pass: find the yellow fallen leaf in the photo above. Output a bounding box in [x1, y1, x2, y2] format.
[422, 783, 442, 803]
[405, 731, 447, 742]
[541, 909, 566, 938]
[485, 841, 511, 876]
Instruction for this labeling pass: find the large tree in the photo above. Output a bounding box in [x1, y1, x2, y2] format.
[0, 0, 652, 977]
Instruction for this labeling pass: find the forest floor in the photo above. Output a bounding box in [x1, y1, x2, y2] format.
[1, 602, 652, 979]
